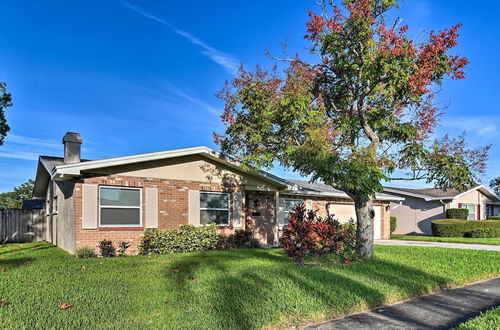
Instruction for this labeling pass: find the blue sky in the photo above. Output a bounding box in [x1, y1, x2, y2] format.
[0, 0, 499, 192]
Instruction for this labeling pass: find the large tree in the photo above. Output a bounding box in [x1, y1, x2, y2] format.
[0, 80, 13, 145]
[490, 177, 500, 196]
[214, 0, 489, 258]
[0, 179, 35, 209]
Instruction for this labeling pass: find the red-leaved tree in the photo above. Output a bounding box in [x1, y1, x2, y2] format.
[215, 0, 490, 258]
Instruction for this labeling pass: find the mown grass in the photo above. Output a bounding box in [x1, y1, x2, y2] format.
[0, 242, 499, 329]
[391, 235, 500, 246]
[454, 307, 500, 330]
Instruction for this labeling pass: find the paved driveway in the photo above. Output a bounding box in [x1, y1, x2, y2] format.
[306, 277, 500, 329]
[375, 239, 500, 251]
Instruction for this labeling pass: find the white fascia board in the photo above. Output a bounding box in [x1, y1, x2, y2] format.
[52, 146, 215, 178]
[51, 146, 287, 188]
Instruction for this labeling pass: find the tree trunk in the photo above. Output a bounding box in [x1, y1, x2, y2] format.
[352, 195, 375, 258]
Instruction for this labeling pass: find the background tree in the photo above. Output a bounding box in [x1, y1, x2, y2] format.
[0, 179, 35, 209]
[0, 80, 13, 145]
[215, 0, 490, 258]
[490, 177, 500, 196]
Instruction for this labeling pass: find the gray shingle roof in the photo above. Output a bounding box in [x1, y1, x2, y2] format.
[384, 186, 480, 199]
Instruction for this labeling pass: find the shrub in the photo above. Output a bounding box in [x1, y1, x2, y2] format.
[488, 216, 500, 220]
[138, 224, 219, 255]
[117, 241, 131, 256]
[431, 219, 500, 237]
[390, 216, 397, 234]
[233, 228, 260, 248]
[446, 208, 468, 220]
[216, 234, 235, 250]
[216, 229, 261, 250]
[76, 246, 97, 258]
[98, 239, 116, 257]
[280, 203, 357, 264]
[464, 228, 500, 238]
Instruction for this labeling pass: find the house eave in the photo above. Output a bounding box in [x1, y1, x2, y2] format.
[51, 146, 287, 189]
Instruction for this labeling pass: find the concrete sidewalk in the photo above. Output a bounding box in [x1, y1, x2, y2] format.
[375, 239, 500, 251]
[306, 277, 500, 330]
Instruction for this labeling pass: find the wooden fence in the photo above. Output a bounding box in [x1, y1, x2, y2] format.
[0, 209, 46, 243]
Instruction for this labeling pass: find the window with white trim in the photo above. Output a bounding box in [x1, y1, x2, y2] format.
[200, 192, 230, 226]
[460, 203, 476, 220]
[99, 186, 141, 227]
[284, 198, 303, 223]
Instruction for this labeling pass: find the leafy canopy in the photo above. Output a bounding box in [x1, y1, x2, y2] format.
[215, 0, 489, 200]
[490, 177, 500, 196]
[0, 179, 35, 209]
[0, 80, 13, 145]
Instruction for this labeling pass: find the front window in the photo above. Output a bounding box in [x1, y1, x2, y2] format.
[99, 186, 141, 227]
[284, 198, 303, 222]
[461, 204, 476, 220]
[200, 192, 230, 226]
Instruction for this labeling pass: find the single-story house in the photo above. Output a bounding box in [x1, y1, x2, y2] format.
[33, 132, 403, 254]
[384, 185, 500, 235]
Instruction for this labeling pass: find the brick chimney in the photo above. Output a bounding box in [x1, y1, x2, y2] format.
[62, 132, 82, 164]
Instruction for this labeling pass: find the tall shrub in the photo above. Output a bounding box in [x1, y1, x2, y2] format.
[390, 217, 397, 234]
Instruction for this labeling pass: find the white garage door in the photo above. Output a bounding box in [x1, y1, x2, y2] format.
[328, 204, 382, 240]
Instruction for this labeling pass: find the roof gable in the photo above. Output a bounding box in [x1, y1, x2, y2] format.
[384, 185, 500, 202]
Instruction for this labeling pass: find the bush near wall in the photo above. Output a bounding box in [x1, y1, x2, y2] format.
[217, 228, 261, 249]
[139, 224, 219, 255]
[446, 208, 468, 220]
[488, 216, 500, 220]
[390, 217, 397, 234]
[431, 219, 500, 237]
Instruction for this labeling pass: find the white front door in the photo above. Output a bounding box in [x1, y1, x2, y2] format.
[329, 204, 382, 240]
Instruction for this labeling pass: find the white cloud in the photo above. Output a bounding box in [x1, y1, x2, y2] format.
[0, 150, 39, 161]
[119, 1, 239, 75]
[6, 134, 59, 150]
[439, 116, 500, 139]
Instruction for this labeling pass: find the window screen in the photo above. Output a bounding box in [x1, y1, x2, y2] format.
[200, 192, 230, 225]
[100, 187, 141, 226]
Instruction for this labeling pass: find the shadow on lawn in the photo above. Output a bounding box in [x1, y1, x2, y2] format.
[161, 249, 451, 329]
[0, 242, 55, 256]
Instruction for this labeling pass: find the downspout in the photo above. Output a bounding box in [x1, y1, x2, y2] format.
[274, 191, 280, 247]
[439, 199, 447, 217]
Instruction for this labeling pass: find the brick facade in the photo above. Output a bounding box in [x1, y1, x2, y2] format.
[72, 175, 390, 254]
[74, 175, 244, 254]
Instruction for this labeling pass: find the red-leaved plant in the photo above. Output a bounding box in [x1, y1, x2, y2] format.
[280, 203, 357, 264]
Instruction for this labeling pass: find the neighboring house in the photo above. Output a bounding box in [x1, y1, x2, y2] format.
[384, 186, 500, 235]
[33, 132, 402, 254]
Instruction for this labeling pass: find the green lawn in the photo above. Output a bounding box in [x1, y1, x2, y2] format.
[391, 235, 500, 246]
[1, 242, 499, 329]
[453, 307, 500, 330]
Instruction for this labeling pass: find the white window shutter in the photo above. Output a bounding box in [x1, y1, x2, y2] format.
[145, 187, 158, 228]
[232, 192, 243, 227]
[82, 184, 98, 229]
[188, 190, 200, 226]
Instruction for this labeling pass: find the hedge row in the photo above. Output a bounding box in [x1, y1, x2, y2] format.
[138, 224, 219, 255]
[431, 219, 500, 238]
[445, 208, 468, 220]
[488, 216, 500, 220]
[138, 225, 261, 255]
